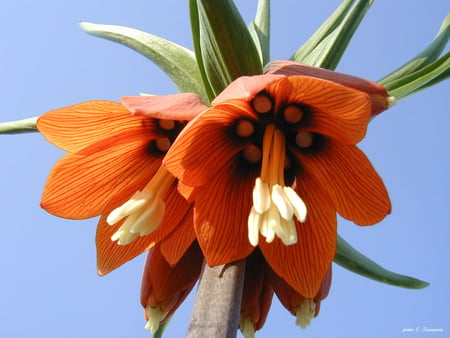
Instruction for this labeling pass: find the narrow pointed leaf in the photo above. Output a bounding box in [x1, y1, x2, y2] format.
[189, 0, 215, 102]
[379, 14, 450, 85]
[248, 0, 271, 66]
[79, 22, 208, 104]
[334, 235, 429, 289]
[193, 0, 263, 97]
[385, 52, 449, 100]
[0, 117, 38, 134]
[291, 0, 373, 70]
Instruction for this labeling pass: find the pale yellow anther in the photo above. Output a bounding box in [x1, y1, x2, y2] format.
[284, 105, 304, 123]
[295, 299, 316, 329]
[155, 137, 171, 152]
[252, 178, 271, 214]
[144, 305, 167, 334]
[239, 316, 256, 338]
[236, 119, 255, 137]
[242, 145, 262, 163]
[252, 93, 272, 113]
[158, 119, 175, 130]
[296, 131, 313, 148]
[108, 166, 174, 245]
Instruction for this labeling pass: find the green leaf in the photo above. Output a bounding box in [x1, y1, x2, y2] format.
[189, 0, 215, 102]
[191, 0, 263, 97]
[334, 235, 429, 289]
[385, 52, 449, 100]
[379, 14, 450, 85]
[79, 22, 209, 104]
[248, 0, 271, 66]
[291, 0, 373, 70]
[0, 117, 38, 134]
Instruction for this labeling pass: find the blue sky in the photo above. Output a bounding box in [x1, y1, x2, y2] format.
[1, 1, 449, 337]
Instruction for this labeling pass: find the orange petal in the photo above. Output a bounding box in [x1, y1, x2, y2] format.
[37, 101, 158, 154]
[164, 101, 256, 187]
[212, 74, 284, 105]
[191, 161, 255, 266]
[121, 93, 208, 120]
[141, 242, 203, 311]
[160, 208, 197, 266]
[296, 140, 391, 225]
[260, 171, 336, 298]
[96, 181, 191, 275]
[265, 76, 372, 144]
[265, 60, 390, 116]
[41, 139, 159, 219]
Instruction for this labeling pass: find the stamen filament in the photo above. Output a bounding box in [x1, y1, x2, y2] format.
[248, 124, 308, 247]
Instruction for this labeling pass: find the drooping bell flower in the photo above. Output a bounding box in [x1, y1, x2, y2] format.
[140, 241, 203, 333]
[162, 62, 392, 298]
[238, 249, 331, 337]
[37, 95, 207, 274]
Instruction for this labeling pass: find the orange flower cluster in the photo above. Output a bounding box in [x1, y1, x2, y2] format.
[38, 61, 392, 335]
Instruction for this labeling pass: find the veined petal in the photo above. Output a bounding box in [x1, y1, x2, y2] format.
[191, 161, 255, 266]
[141, 242, 203, 314]
[296, 140, 391, 225]
[265, 76, 372, 144]
[260, 171, 336, 298]
[96, 181, 191, 275]
[212, 74, 284, 105]
[121, 93, 208, 120]
[41, 139, 159, 219]
[160, 208, 197, 266]
[265, 60, 390, 116]
[164, 100, 256, 187]
[37, 101, 158, 154]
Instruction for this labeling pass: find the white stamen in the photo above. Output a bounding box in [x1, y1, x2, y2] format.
[107, 166, 174, 245]
[252, 178, 271, 214]
[283, 187, 307, 222]
[295, 299, 316, 329]
[239, 316, 256, 338]
[247, 207, 261, 246]
[106, 190, 153, 225]
[278, 218, 298, 245]
[144, 306, 167, 334]
[130, 198, 165, 235]
[271, 184, 294, 220]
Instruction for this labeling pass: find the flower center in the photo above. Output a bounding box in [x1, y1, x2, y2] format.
[107, 166, 174, 245]
[248, 124, 307, 246]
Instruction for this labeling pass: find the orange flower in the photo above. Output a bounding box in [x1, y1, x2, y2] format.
[141, 241, 330, 335]
[37, 94, 207, 275]
[239, 250, 332, 336]
[141, 240, 203, 333]
[164, 62, 392, 298]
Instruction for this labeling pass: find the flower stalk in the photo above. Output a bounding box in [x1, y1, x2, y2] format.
[187, 260, 246, 338]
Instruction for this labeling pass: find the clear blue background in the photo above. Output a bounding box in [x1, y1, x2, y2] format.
[1, 1, 449, 337]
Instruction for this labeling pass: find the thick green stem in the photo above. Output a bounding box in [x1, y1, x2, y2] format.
[187, 260, 246, 338]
